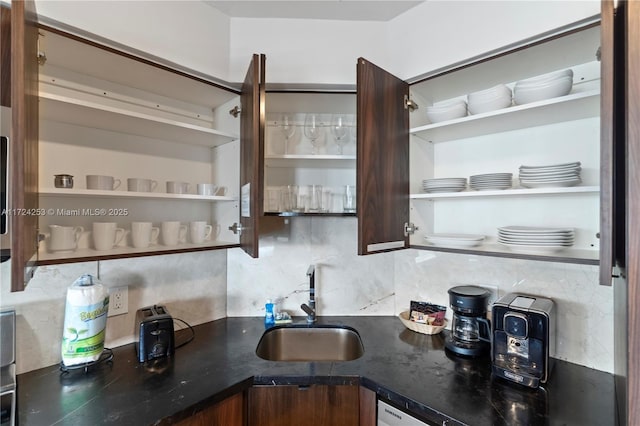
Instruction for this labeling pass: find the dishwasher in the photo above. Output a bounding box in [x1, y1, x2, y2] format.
[378, 400, 433, 426]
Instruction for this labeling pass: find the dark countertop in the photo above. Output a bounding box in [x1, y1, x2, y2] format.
[17, 316, 614, 425]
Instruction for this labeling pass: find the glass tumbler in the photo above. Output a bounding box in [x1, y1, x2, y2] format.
[343, 185, 356, 213]
[308, 185, 323, 212]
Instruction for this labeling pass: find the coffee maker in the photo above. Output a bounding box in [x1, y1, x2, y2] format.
[444, 285, 491, 357]
[492, 293, 555, 388]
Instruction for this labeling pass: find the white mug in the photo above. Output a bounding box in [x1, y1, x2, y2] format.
[197, 183, 220, 196]
[161, 221, 187, 246]
[76, 230, 92, 250]
[86, 175, 121, 191]
[131, 222, 159, 248]
[189, 221, 213, 244]
[127, 178, 158, 192]
[49, 225, 84, 252]
[166, 181, 190, 194]
[116, 229, 130, 248]
[92, 222, 125, 251]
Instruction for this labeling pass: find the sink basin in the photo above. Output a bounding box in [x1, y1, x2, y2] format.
[256, 324, 365, 362]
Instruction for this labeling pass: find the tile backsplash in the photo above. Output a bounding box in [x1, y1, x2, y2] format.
[1, 217, 613, 374]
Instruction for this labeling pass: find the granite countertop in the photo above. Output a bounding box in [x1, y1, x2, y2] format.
[17, 316, 614, 425]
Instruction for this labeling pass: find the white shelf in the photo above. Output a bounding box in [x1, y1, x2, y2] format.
[37, 239, 237, 263]
[265, 154, 356, 168]
[39, 188, 236, 202]
[414, 242, 599, 264]
[39, 93, 239, 148]
[411, 185, 599, 200]
[410, 90, 600, 143]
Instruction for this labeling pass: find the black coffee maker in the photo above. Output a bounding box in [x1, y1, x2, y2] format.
[491, 293, 556, 388]
[445, 285, 491, 357]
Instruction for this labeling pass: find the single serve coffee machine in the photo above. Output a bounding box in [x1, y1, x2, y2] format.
[492, 293, 555, 388]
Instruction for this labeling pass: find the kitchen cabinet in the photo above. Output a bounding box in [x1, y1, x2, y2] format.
[175, 392, 245, 426]
[6, 17, 264, 289]
[6, 0, 39, 291]
[357, 19, 603, 267]
[247, 384, 361, 426]
[263, 92, 356, 216]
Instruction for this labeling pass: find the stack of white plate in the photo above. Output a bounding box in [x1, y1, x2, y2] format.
[424, 233, 485, 248]
[519, 161, 581, 188]
[498, 226, 574, 253]
[469, 173, 513, 191]
[425, 99, 468, 123]
[514, 69, 573, 105]
[422, 178, 467, 193]
[467, 84, 512, 115]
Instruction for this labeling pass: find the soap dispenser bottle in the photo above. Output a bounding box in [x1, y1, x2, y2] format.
[264, 299, 275, 327]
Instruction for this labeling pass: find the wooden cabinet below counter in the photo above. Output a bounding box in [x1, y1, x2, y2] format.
[175, 392, 245, 426]
[248, 384, 370, 426]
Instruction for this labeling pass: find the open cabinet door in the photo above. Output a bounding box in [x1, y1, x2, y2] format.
[239, 54, 265, 258]
[356, 58, 410, 255]
[11, 0, 39, 290]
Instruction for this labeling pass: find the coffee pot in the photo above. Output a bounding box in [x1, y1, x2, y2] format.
[445, 285, 491, 357]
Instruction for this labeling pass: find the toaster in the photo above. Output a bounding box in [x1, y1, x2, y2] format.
[135, 305, 175, 363]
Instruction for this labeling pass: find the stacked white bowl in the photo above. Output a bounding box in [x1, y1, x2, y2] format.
[513, 69, 573, 105]
[425, 99, 468, 123]
[467, 84, 512, 115]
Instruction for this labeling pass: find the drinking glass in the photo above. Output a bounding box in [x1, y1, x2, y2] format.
[279, 114, 296, 155]
[330, 114, 349, 155]
[308, 185, 323, 212]
[343, 185, 356, 213]
[304, 114, 324, 154]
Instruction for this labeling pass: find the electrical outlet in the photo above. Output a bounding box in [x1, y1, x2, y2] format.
[108, 286, 128, 317]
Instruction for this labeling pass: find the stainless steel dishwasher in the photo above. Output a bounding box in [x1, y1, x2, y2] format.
[378, 400, 432, 426]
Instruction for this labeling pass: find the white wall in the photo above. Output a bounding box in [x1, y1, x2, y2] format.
[387, 1, 601, 81]
[228, 17, 385, 85]
[34, 0, 231, 80]
[33, 1, 600, 85]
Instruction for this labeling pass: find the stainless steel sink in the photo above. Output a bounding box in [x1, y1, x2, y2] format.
[255, 324, 365, 362]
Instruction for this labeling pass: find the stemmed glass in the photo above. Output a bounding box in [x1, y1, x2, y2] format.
[330, 114, 349, 155]
[279, 114, 296, 155]
[303, 113, 323, 155]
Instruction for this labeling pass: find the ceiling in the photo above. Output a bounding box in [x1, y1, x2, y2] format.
[202, 1, 424, 22]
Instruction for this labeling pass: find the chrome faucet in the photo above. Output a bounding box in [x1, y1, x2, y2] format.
[300, 265, 316, 323]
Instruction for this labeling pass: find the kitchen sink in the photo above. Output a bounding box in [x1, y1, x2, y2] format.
[255, 324, 364, 362]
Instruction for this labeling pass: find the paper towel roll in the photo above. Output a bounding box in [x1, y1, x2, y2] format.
[61, 274, 109, 367]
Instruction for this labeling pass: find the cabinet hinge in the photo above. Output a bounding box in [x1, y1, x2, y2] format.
[404, 95, 419, 112]
[404, 222, 418, 236]
[228, 222, 244, 235]
[229, 106, 241, 118]
[37, 32, 47, 66]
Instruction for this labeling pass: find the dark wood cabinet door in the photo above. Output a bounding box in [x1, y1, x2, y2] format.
[356, 58, 410, 255]
[248, 385, 359, 426]
[10, 0, 39, 290]
[175, 392, 245, 426]
[239, 54, 265, 258]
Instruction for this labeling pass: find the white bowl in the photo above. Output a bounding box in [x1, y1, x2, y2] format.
[468, 93, 512, 115]
[468, 84, 511, 103]
[425, 102, 467, 123]
[514, 77, 573, 104]
[516, 69, 573, 86]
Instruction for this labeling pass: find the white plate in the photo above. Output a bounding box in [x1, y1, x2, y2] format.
[520, 179, 581, 188]
[519, 161, 581, 170]
[425, 233, 485, 241]
[499, 226, 574, 234]
[423, 188, 466, 193]
[498, 237, 574, 244]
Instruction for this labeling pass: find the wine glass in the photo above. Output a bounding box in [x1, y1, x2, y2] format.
[279, 114, 296, 155]
[330, 114, 349, 155]
[303, 113, 324, 155]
